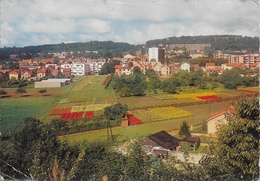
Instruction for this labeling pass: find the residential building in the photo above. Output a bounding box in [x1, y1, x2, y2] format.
[114, 64, 132, 76]
[206, 106, 236, 135]
[37, 68, 48, 79]
[169, 44, 211, 51]
[21, 69, 33, 80]
[71, 62, 87, 76]
[9, 69, 20, 80]
[148, 47, 165, 64]
[190, 53, 204, 59]
[142, 131, 181, 153]
[181, 63, 190, 72]
[35, 78, 71, 88]
[62, 68, 71, 78]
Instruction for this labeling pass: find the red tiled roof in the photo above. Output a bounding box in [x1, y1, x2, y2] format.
[9, 69, 20, 74]
[115, 65, 122, 69]
[147, 63, 152, 69]
[206, 106, 236, 122]
[22, 70, 33, 76]
[251, 63, 259, 67]
[206, 63, 215, 66]
[0, 70, 9, 74]
[63, 68, 71, 72]
[37, 68, 47, 73]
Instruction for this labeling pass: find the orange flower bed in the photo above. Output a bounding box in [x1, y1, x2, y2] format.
[49, 108, 72, 115]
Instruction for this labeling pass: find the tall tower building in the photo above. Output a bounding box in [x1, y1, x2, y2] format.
[148, 47, 165, 64]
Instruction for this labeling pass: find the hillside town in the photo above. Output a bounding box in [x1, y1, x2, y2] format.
[1, 43, 259, 89]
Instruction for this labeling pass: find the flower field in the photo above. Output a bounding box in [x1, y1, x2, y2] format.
[197, 95, 222, 101]
[126, 112, 143, 125]
[84, 103, 111, 111]
[172, 92, 220, 100]
[60, 112, 83, 120]
[129, 107, 193, 123]
[49, 108, 72, 115]
[84, 111, 94, 118]
[71, 106, 86, 113]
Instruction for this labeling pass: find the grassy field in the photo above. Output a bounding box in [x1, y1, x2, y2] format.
[1, 75, 258, 142]
[0, 97, 59, 133]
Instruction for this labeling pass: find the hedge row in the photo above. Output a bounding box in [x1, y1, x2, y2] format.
[56, 119, 121, 136]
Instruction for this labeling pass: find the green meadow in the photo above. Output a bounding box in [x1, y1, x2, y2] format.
[0, 97, 59, 133]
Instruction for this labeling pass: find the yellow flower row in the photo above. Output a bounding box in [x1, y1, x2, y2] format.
[172, 92, 219, 100]
[129, 107, 193, 123]
[71, 103, 111, 112]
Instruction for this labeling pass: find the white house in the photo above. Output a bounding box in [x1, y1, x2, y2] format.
[181, 63, 190, 72]
[206, 107, 236, 135]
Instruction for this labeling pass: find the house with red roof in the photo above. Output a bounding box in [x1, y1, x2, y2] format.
[21, 68, 34, 80]
[222, 63, 244, 70]
[9, 69, 20, 80]
[206, 106, 236, 135]
[62, 68, 71, 78]
[37, 68, 48, 79]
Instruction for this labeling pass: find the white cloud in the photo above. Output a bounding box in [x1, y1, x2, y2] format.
[78, 19, 111, 33]
[0, 0, 259, 47]
[0, 23, 18, 46]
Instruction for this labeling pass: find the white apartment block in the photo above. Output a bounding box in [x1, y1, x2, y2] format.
[61, 64, 72, 72]
[149, 47, 159, 62]
[71, 63, 87, 76]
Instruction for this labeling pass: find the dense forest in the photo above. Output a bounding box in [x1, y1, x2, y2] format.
[0, 35, 259, 61]
[146, 35, 259, 53]
[0, 41, 141, 61]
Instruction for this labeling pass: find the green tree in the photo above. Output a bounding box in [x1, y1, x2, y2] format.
[125, 140, 150, 180]
[0, 89, 7, 97]
[99, 60, 120, 75]
[38, 89, 47, 96]
[222, 68, 241, 89]
[133, 66, 142, 75]
[160, 76, 179, 93]
[241, 76, 258, 87]
[15, 87, 27, 96]
[104, 103, 128, 142]
[200, 96, 259, 180]
[0, 118, 59, 180]
[119, 87, 131, 97]
[178, 121, 191, 137]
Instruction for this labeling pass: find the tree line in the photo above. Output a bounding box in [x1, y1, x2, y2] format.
[0, 41, 142, 61]
[107, 66, 258, 97]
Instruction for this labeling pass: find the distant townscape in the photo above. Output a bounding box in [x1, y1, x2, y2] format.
[0, 35, 259, 89]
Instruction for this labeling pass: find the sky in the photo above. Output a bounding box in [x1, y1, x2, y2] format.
[0, 0, 259, 47]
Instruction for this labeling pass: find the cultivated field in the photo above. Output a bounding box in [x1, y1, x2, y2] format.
[1, 75, 258, 144]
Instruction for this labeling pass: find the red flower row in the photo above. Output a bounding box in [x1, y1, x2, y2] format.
[60, 112, 83, 120]
[197, 95, 222, 101]
[84, 111, 94, 118]
[128, 115, 143, 125]
[49, 108, 72, 115]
